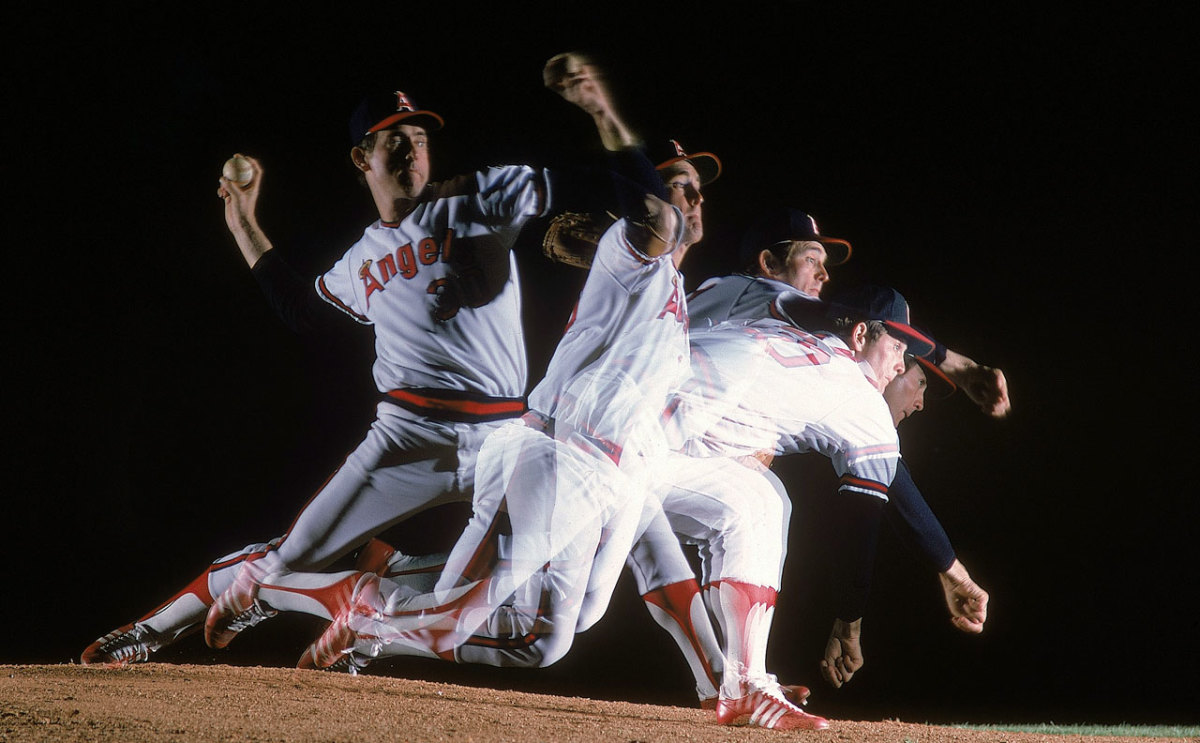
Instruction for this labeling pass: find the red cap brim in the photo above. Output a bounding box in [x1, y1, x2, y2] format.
[817, 237, 852, 266]
[883, 321, 935, 358]
[656, 151, 722, 185]
[913, 355, 957, 399]
[369, 110, 444, 134]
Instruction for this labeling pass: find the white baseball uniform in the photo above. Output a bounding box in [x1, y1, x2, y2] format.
[660, 318, 899, 699]
[332, 213, 693, 668]
[647, 318, 898, 591]
[626, 273, 822, 594]
[97, 167, 549, 649]
[671, 321, 898, 485]
[685, 273, 812, 330]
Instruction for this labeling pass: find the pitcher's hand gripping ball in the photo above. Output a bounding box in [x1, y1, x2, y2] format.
[222, 154, 254, 188]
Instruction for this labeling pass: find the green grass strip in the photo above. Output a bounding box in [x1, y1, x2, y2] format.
[949, 722, 1200, 738]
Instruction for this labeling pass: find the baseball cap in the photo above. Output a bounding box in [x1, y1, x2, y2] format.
[651, 139, 721, 185]
[349, 90, 444, 145]
[738, 208, 852, 269]
[824, 284, 934, 358]
[912, 354, 957, 400]
[906, 326, 955, 399]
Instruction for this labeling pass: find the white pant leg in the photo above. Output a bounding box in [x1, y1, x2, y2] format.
[264, 405, 500, 574]
[623, 499, 697, 597]
[115, 407, 499, 649]
[575, 479, 665, 632]
[656, 454, 791, 590]
[370, 422, 626, 668]
[136, 539, 279, 639]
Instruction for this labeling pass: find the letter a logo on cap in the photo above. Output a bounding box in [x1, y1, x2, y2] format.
[670, 139, 687, 157]
[394, 91, 416, 112]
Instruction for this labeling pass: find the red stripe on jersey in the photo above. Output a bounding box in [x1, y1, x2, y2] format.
[317, 276, 370, 323]
[839, 474, 889, 497]
[619, 233, 656, 265]
[850, 443, 900, 457]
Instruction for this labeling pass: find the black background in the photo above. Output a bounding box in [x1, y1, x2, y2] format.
[5, 2, 1197, 726]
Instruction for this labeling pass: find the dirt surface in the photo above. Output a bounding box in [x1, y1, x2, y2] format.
[0, 664, 1190, 743]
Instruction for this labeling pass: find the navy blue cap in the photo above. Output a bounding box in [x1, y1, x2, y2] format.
[825, 285, 934, 358]
[349, 90, 443, 145]
[651, 139, 721, 185]
[738, 208, 851, 269]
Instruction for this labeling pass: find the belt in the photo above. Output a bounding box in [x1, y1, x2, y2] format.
[383, 388, 527, 423]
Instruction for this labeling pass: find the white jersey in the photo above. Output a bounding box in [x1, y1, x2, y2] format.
[529, 217, 690, 461]
[686, 274, 817, 329]
[317, 166, 547, 398]
[668, 319, 899, 500]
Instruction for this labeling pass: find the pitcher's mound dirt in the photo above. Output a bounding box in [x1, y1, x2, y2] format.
[0, 664, 1186, 742]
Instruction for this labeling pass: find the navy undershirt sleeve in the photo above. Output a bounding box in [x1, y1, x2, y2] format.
[885, 459, 957, 573]
[830, 490, 886, 622]
[250, 250, 343, 334]
[545, 146, 668, 219]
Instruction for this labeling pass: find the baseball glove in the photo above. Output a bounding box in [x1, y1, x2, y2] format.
[542, 211, 615, 269]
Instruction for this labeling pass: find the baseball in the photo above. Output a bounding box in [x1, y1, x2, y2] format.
[222, 155, 254, 187]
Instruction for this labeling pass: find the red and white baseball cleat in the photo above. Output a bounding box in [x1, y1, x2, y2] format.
[297, 612, 372, 675]
[81, 622, 164, 666]
[297, 572, 384, 675]
[781, 684, 812, 706]
[716, 674, 829, 730]
[204, 561, 277, 649]
[701, 682, 809, 710]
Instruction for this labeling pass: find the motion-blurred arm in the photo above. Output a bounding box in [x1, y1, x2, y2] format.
[938, 347, 1010, 418]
